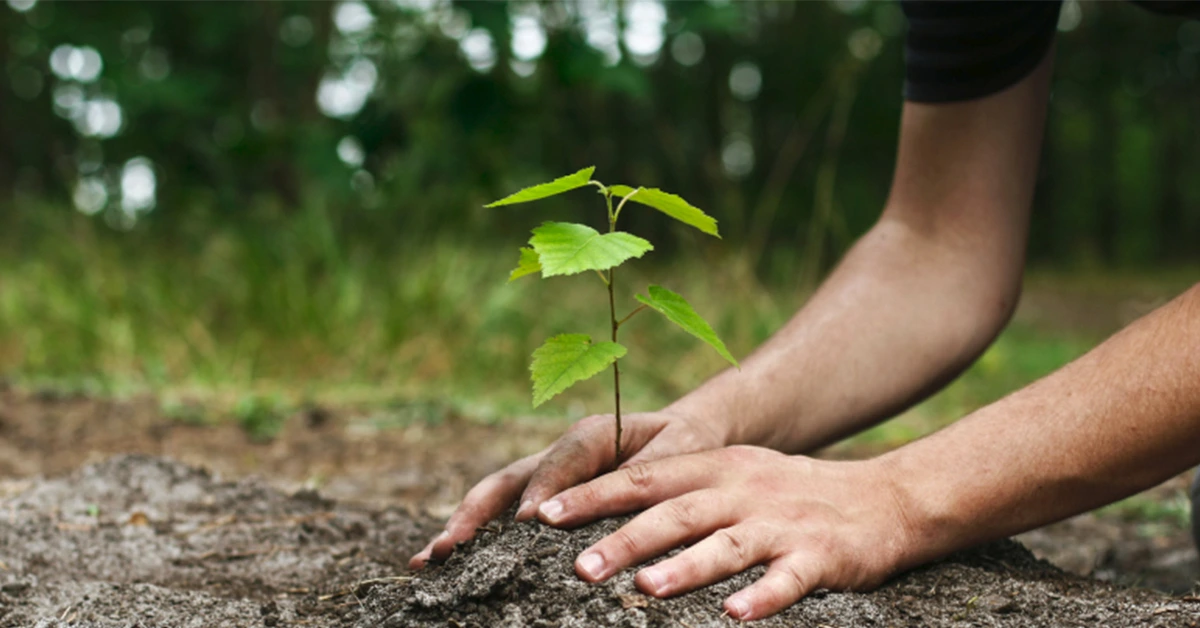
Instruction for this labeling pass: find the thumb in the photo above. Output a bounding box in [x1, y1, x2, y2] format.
[518, 414, 666, 518]
[621, 419, 722, 468]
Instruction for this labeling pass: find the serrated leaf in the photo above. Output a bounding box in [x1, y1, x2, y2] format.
[485, 167, 597, 207]
[636, 285, 738, 367]
[530, 334, 626, 407]
[509, 247, 542, 282]
[529, 222, 653, 277]
[609, 185, 720, 238]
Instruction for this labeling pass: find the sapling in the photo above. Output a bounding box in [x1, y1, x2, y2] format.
[486, 167, 738, 463]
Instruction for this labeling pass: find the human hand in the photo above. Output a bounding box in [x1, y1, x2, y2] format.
[535, 446, 916, 621]
[408, 409, 728, 569]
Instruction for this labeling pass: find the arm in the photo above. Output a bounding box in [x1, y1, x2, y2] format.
[540, 283, 1200, 620]
[888, 282, 1200, 565]
[671, 50, 1053, 454]
[411, 43, 1057, 571]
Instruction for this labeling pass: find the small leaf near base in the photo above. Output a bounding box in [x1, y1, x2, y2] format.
[531, 334, 626, 407]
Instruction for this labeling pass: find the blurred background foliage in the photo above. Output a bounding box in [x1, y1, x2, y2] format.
[1, 0, 1198, 434]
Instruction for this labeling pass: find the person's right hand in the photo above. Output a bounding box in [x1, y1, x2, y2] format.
[408, 409, 727, 569]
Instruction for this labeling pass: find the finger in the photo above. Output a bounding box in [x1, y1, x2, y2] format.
[621, 418, 721, 468]
[518, 415, 663, 520]
[538, 452, 716, 527]
[633, 524, 773, 598]
[724, 555, 819, 621]
[409, 453, 542, 569]
[406, 532, 446, 570]
[572, 489, 735, 582]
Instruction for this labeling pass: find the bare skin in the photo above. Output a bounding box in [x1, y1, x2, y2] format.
[412, 51, 1200, 620]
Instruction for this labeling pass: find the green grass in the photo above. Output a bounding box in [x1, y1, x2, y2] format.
[1, 204, 1189, 446]
[1099, 491, 1191, 530]
[0, 205, 792, 425]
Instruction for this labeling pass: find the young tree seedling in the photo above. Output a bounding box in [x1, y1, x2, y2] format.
[486, 167, 739, 463]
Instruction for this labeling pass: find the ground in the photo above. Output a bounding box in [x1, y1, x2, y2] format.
[1, 387, 1199, 626]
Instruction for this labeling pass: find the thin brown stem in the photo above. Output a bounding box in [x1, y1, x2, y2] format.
[617, 304, 648, 328]
[609, 265, 622, 465]
[604, 190, 623, 465]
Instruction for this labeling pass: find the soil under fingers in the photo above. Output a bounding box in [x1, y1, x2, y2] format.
[361, 509, 1200, 628]
[1, 455, 1199, 627]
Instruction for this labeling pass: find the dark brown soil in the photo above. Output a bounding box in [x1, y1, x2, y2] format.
[0, 454, 439, 627]
[363, 511, 1200, 628]
[1, 388, 1199, 626]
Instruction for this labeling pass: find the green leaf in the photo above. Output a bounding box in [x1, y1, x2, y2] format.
[529, 222, 653, 277]
[609, 185, 720, 238]
[636, 285, 738, 367]
[485, 167, 597, 207]
[509, 247, 542, 281]
[530, 334, 626, 407]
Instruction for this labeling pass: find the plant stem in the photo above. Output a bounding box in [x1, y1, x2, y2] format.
[616, 304, 648, 328]
[605, 191, 623, 465]
[613, 187, 641, 223]
[609, 265, 622, 465]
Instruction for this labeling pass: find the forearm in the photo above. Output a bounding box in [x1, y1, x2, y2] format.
[885, 283, 1200, 567]
[668, 217, 1019, 454]
[668, 53, 1053, 455]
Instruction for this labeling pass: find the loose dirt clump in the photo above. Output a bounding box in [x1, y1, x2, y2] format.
[0, 455, 439, 627]
[360, 511, 1200, 628]
[3, 454, 1200, 627]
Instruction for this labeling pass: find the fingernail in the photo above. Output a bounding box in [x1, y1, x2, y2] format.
[727, 596, 750, 619]
[516, 500, 534, 519]
[539, 499, 564, 522]
[577, 552, 606, 579]
[641, 567, 667, 595]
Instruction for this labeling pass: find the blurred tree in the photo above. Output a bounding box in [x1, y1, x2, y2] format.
[0, 0, 1197, 270]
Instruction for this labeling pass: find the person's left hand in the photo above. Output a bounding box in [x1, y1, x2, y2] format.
[535, 446, 919, 621]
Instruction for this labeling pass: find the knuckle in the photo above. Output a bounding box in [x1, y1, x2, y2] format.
[554, 435, 591, 462]
[720, 445, 760, 463]
[714, 528, 751, 565]
[662, 498, 699, 530]
[776, 561, 811, 599]
[623, 463, 656, 492]
[497, 469, 526, 488]
[608, 528, 642, 559]
[572, 482, 601, 507]
[572, 414, 612, 434]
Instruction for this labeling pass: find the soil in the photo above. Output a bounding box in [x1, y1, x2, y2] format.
[366, 513, 1200, 628]
[1, 387, 1199, 626]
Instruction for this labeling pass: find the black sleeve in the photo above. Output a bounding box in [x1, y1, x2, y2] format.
[901, 0, 1062, 103]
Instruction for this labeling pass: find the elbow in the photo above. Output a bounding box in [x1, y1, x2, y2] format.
[868, 212, 1025, 354]
[942, 242, 1023, 355]
[878, 209, 1025, 315]
[971, 274, 1022, 347]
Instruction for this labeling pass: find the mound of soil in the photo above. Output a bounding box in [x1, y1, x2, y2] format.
[0, 455, 439, 627]
[361, 513, 1200, 627]
[2, 455, 1199, 627]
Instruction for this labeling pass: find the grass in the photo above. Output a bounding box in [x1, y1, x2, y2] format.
[1, 204, 1192, 449]
[0, 204, 791, 426]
